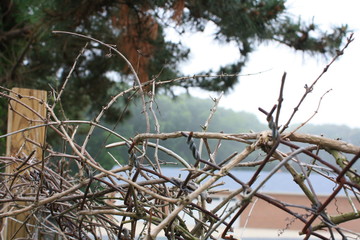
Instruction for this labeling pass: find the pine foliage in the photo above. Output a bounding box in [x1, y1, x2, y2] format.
[0, 0, 348, 119]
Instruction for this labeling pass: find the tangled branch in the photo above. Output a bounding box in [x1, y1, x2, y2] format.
[0, 32, 359, 240]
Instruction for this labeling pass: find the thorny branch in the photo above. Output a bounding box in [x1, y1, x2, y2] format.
[0, 32, 359, 240]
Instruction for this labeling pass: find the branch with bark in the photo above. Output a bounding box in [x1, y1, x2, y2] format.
[0, 32, 359, 240]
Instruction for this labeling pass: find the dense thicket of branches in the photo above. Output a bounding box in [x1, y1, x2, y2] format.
[0, 1, 357, 239]
[82, 94, 360, 170]
[0, 33, 359, 240]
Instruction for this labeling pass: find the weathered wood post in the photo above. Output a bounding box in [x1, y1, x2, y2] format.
[3, 87, 47, 239]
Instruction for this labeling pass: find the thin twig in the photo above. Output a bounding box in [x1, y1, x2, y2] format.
[198, 92, 223, 158]
[281, 33, 354, 133]
[285, 89, 332, 136]
[51, 42, 89, 111]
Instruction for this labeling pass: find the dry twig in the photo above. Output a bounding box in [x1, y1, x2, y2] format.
[0, 32, 359, 240]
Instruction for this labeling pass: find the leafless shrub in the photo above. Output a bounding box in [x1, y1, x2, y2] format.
[0, 32, 359, 240]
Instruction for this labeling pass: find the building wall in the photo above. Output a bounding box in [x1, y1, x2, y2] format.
[230, 192, 360, 232]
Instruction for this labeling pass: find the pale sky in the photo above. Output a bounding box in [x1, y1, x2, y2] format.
[166, 0, 360, 128]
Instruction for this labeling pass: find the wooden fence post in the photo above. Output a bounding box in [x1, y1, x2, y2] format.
[3, 88, 47, 239]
